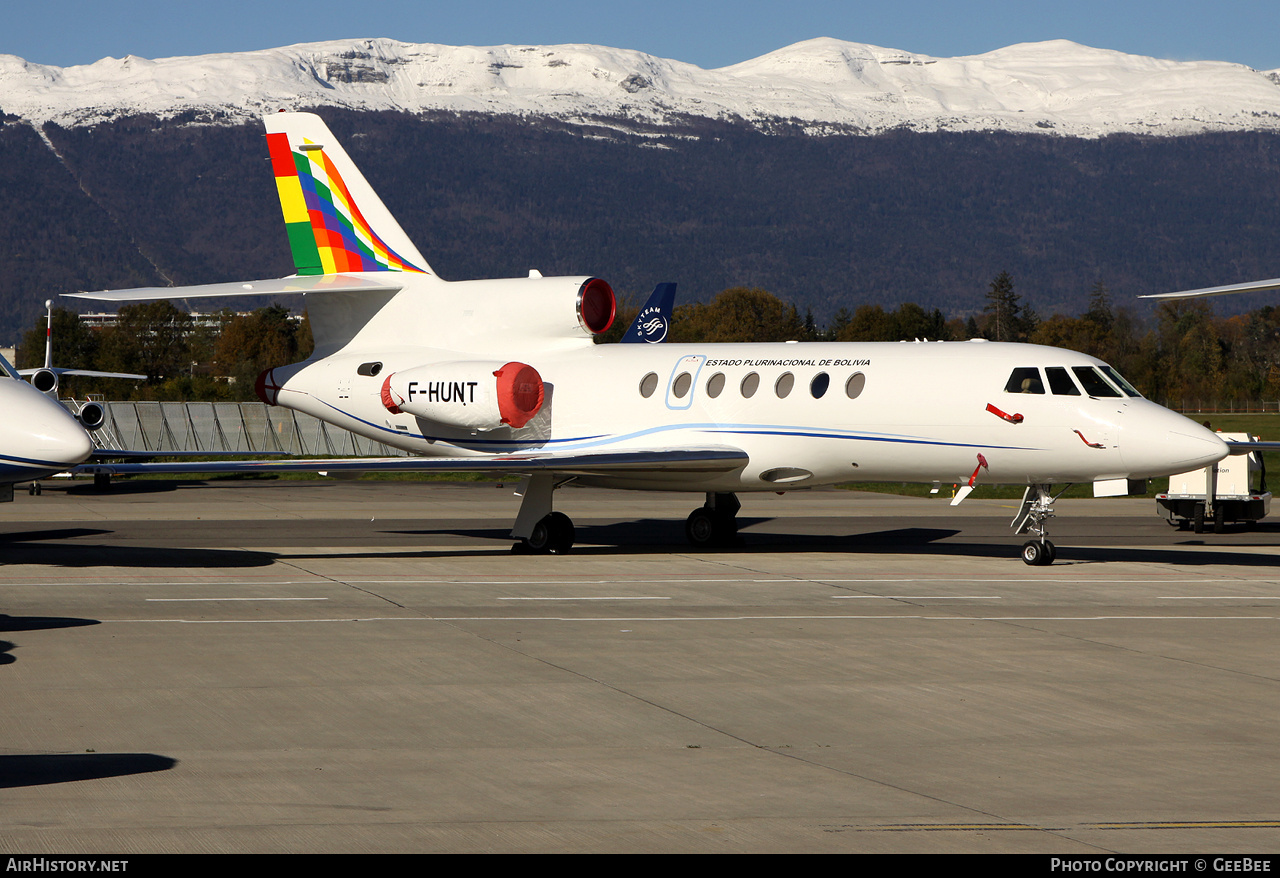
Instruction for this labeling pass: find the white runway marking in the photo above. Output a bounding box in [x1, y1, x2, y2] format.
[145, 597, 329, 602]
[498, 596, 671, 601]
[831, 595, 1002, 600]
[113, 613, 1280, 624]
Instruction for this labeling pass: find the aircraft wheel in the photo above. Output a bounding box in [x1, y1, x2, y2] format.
[1021, 539, 1055, 566]
[1193, 504, 1205, 534]
[685, 507, 739, 548]
[685, 508, 716, 546]
[546, 511, 575, 554]
[1213, 505, 1225, 534]
[686, 507, 736, 548]
[520, 512, 575, 555]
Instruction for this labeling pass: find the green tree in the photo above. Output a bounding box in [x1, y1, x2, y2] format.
[97, 300, 194, 384]
[982, 271, 1035, 342]
[213, 305, 313, 397]
[670, 287, 805, 343]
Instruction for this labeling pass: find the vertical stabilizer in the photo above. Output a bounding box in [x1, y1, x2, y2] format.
[264, 112, 433, 277]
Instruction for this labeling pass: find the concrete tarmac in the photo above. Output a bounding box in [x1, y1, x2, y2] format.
[2, 477, 1279, 853]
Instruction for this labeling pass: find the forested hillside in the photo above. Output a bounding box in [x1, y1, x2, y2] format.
[3, 109, 1280, 343]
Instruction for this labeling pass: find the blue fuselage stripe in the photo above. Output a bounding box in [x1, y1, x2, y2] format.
[310, 398, 1036, 453]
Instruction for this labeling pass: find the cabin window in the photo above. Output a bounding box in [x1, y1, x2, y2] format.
[357, 362, 383, 377]
[741, 372, 760, 398]
[1072, 366, 1122, 398]
[1004, 367, 1044, 394]
[1045, 367, 1080, 396]
[1100, 365, 1142, 398]
[706, 372, 725, 398]
[775, 372, 794, 398]
[639, 372, 658, 398]
[672, 372, 692, 399]
[810, 372, 830, 399]
[845, 372, 866, 399]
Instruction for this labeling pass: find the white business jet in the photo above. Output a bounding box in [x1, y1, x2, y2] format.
[70, 112, 1228, 564]
[0, 350, 94, 501]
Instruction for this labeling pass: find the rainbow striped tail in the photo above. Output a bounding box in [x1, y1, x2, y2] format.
[264, 112, 432, 277]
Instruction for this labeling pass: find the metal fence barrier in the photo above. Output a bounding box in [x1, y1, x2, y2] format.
[78, 400, 410, 457]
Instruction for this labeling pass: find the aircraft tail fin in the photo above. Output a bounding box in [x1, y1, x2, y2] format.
[263, 112, 433, 277]
[620, 283, 677, 343]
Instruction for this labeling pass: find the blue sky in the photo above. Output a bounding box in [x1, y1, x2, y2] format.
[7, 0, 1280, 71]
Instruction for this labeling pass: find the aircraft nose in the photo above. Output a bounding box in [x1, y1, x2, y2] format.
[1121, 408, 1228, 477]
[45, 417, 95, 467]
[1163, 428, 1229, 468]
[16, 392, 94, 467]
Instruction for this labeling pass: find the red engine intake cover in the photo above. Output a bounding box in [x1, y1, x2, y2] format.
[494, 362, 545, 428]
[380, 374, 403, 414]
[577, 278, 616, 335]
[255, 368, 280, 406]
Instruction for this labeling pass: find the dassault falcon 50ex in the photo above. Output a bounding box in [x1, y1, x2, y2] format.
[71, 112, 1228, 565]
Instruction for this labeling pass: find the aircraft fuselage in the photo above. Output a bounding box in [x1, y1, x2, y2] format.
[263, 337, 1225, 494]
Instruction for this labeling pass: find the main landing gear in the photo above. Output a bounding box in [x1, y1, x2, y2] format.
[1012, 484, 1063, 566]
[509, 479, 743, 554]
[511, 474, 577, 554]
[685, 493, 740, 548]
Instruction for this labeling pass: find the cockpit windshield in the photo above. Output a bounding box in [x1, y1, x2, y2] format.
[1099, 365, 1142, 398]
[0, 351, 17, 380]
[1005, 364, 1143, 399]
[1072, 366, 1122, 398]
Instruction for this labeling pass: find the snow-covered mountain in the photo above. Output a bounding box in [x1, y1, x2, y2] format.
[2, 36, 1280, 137]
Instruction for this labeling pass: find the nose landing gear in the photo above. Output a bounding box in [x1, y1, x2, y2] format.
[1013, 484, 1063, 566]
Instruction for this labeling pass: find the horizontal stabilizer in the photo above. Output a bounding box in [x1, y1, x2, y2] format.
[20, 368, 147, 380]
[74, 447, 750, 478]
[1141, 277, 1280, 300]
[66, 274, 401, 303]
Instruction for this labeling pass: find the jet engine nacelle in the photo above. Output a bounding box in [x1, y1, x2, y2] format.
[31, 368, 58, 394]
[432, 276, 616, 346]
[76, 401, 106, 431]
[380, 361, 545, 430]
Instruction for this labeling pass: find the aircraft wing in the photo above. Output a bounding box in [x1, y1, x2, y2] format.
[65, 274, 401, 303]
[1141, 277, 1280, 300]
[72, 447, 750, 478]
[1224, 440, 1280, 455]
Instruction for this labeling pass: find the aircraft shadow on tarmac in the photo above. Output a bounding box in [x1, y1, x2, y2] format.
[4, 519, 1275, 567]
[365, 518, 1280, 566]
[0, 530, 275, 568]
[61, 476, 284, 496]
[0, 754, 177, 789]
[0, 615, 100, 634]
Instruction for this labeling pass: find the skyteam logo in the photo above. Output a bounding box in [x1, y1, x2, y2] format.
[635, 306, 669, 343]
